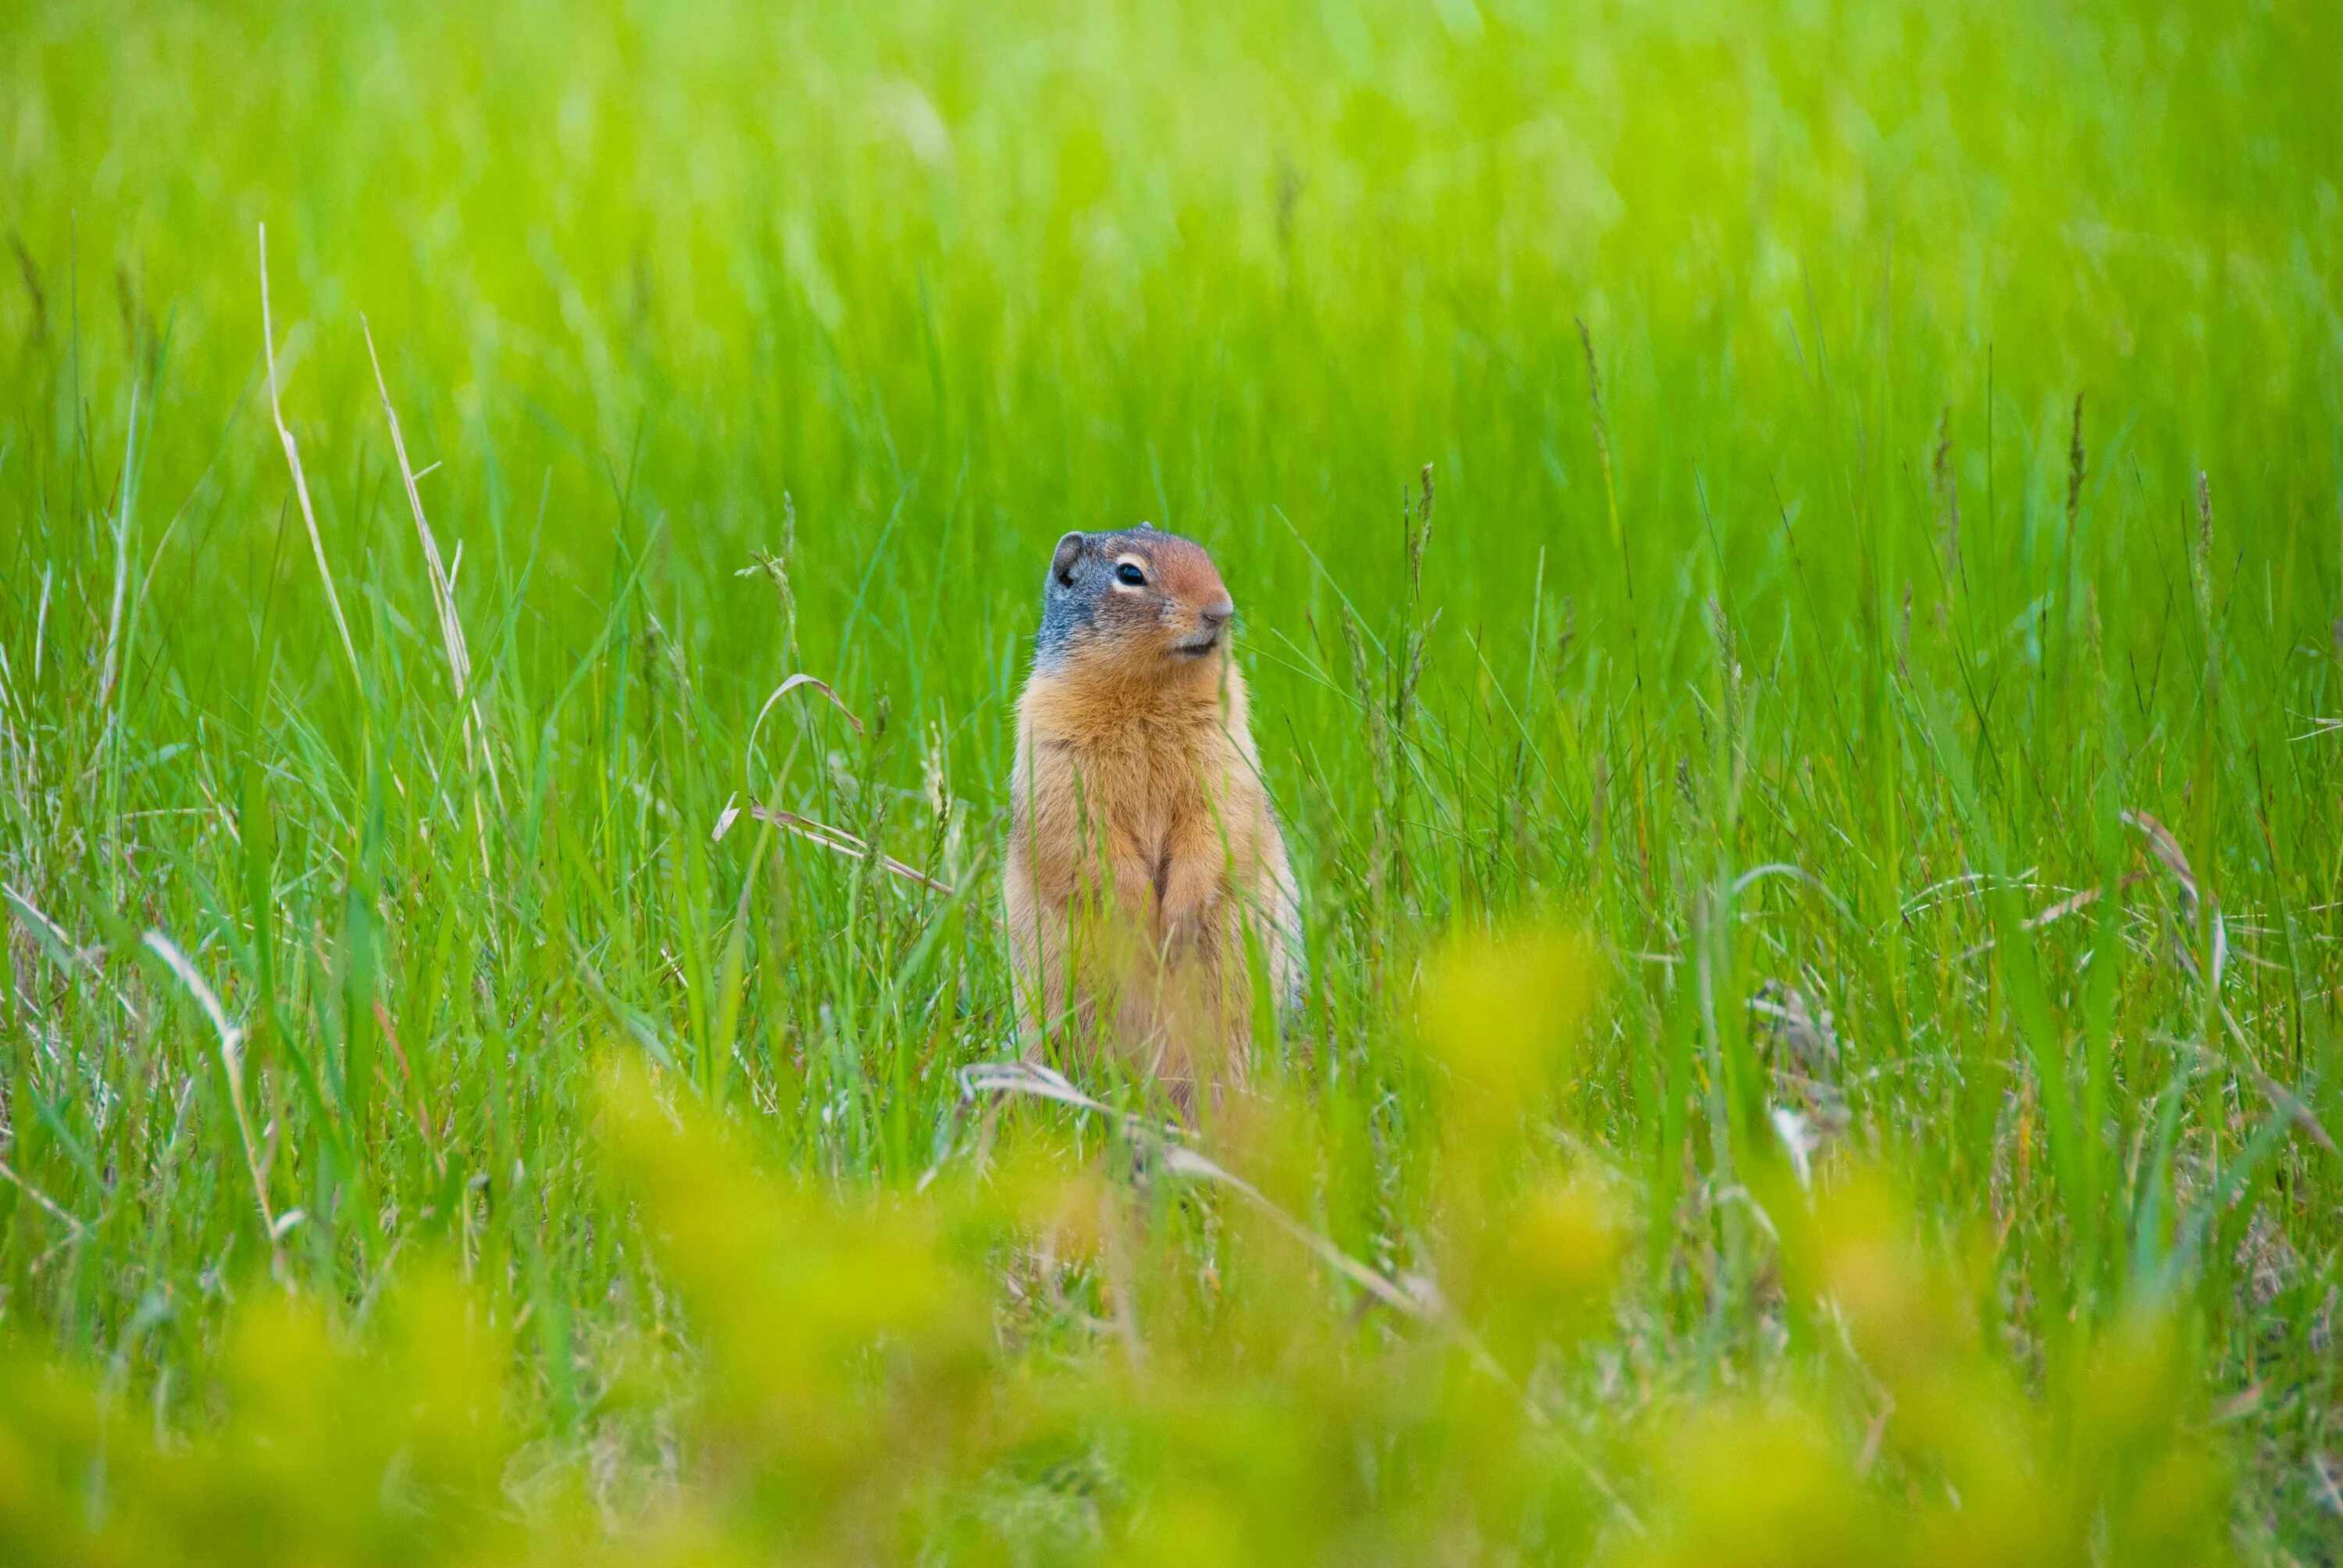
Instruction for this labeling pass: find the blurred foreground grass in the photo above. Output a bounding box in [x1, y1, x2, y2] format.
[2, 0, 2340, 1559]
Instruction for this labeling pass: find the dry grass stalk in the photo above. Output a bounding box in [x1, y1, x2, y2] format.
[715, 800, 954, 896]
[0, 1153, 87, 1237]
[143, 928, 285, 1278]
[362, 315, 501, 812]
[94, 379, 139, 722]
[947, 1058, 1646, 1534]
[259, 223, 361, 681]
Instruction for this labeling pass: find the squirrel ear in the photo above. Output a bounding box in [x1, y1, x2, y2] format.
[1136, 520, 1154, 530]
[1049, 532, 1086, 586]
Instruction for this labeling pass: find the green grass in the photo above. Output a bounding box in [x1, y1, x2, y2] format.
[2, 0, 2340, 1559]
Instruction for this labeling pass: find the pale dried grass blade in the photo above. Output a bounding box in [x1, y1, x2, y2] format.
[2025, 885, 2103, 928]
[751, 672, 864, 741]
[950, 1060, 1425, 1315]
[95, 378, 140, 718]
[143, 929, 283, 1274]
[1956, 871, 2150, 969]
[259, 223, 361, 682]
[957, 1059, 1119, 1117]
[2248, 1064, 2337, 1156]
[2121, 810, 2198, 911]
[4, 882, 90, 971]
[1769, 1105, 1817, 1189]
[944, 1057, 1644, 1534]
[0, 1155, 89, 1237]
[744, 803, 954, 895]
[1159, 1143, 1439, 1320]
[1731, 861, 1858, 927]
[362, 315, 501, 817]
[2019, 871, 2151, 935]
[2123, 809, 2227, 985]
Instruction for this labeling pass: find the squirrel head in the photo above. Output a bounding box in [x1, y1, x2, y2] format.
[1034, 523, 1237, 682]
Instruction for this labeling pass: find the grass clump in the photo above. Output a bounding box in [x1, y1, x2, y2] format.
[2, 0, 2339, 1559]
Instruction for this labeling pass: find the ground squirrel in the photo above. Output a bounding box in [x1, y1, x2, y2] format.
[1004, 524, 1302, 1102]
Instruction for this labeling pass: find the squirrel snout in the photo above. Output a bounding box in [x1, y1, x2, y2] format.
[1169, 594, 1236, 658]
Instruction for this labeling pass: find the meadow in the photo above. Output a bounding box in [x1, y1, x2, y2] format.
[2, 0, 2340, 1559]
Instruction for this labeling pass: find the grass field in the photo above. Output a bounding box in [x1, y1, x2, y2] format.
[3, 0, 2341, 1559]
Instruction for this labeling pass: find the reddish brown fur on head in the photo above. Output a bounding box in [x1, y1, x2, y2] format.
[1035, 524, 1237, 682]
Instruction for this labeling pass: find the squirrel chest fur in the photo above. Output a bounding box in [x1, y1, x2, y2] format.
[1004, 525, 1301, 1098]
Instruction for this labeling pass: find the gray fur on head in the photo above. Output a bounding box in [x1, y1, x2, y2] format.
[1035, 531, 1100, 665]
[1032, 523, 1202, 668]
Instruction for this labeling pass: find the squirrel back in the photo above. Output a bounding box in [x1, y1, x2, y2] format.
[1004, 525, 1301, 1104]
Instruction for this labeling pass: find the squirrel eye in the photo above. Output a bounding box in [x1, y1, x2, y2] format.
[1114, 562, 1147, 586]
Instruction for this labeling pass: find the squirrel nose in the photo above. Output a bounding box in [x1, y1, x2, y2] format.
[1199, 596, 1234, 629]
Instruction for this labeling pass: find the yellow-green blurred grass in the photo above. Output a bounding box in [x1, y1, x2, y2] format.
[0, 1000, 2239, 1563]
[2, 0, 2340, 1559]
